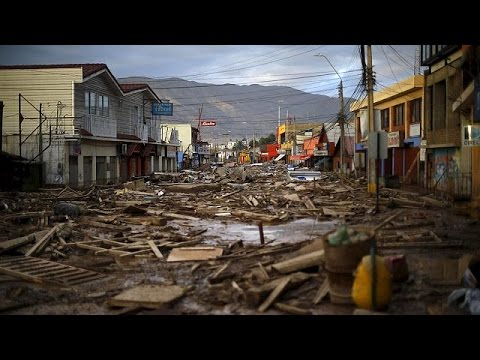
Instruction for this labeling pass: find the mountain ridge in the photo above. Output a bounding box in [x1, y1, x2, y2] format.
[118, 76, 352, 142]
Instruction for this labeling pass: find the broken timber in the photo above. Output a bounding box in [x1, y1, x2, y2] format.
[25, 225, 63, 257]
[246, 272, 313, 307]
[271, 250, 324, 274]
[258, 276, 291, 312]
[0, 256, 107, 286]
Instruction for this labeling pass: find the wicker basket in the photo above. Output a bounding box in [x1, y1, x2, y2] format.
[322, 226, 374, 304]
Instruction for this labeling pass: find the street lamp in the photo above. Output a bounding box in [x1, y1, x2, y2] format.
[315, 54, 346, 174]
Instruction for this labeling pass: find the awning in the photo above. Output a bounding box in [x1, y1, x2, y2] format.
[274, 153, 286, 161]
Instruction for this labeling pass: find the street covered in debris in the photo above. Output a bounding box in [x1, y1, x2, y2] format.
[1, 163, 479, 315]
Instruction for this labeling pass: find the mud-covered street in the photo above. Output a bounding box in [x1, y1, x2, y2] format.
[1, 163, 479, 315]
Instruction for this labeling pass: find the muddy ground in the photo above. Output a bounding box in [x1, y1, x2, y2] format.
[0, 164, 478, 315]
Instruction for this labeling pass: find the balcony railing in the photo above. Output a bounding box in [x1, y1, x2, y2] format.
[148, 126, 161, 142]
[134, 123, 149, 142]
[85, 115, 116, 138]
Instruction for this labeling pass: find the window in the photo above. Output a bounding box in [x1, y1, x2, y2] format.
[381, 109, 389, 130]
[426, 86, 433, 131]
[85, 91, 96, 114]
[394, 104, 404, 127]
[433, 80, 446, 130]
[410, 98, 421, 124]
[98, 95, 109, 117]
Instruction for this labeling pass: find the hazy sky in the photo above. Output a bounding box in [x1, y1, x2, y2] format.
[0, 45, 419, 98]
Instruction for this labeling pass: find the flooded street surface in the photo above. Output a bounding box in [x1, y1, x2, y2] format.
[173, 218, 337, 245]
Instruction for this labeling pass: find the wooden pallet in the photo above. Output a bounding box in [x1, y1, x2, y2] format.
[0, 256, 107, 286]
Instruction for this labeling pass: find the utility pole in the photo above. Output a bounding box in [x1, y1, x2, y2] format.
[339, 80, 345, 174]
[366, 45, 376, 193]
[293, 116, 296, 157]
[314, 54, 344, 174]
[0, 101, 3, 154]
[39, 103, 43, 162]
[253, 132, 256, 163]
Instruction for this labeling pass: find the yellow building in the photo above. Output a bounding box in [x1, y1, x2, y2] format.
[350, 75, 424, 185]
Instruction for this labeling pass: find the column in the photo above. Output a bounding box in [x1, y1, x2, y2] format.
[78, 155, 84, 187]
[151, 156, 155, 173]
[106, 156, 111, 182]
[92, 155, 97, 184]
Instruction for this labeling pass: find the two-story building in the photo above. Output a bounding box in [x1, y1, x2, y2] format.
[351, 75, 424, 185]
[0, 63, 179, 187]
[420, 45, 480, 203]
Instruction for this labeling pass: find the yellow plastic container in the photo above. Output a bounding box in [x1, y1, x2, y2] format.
[352, 255, 392, 310]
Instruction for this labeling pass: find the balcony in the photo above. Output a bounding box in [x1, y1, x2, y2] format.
[148, 126, 162, 142]
[425, 127, 461, 147]
[134, 123, 149, 142]
[85, 115, 116, 138]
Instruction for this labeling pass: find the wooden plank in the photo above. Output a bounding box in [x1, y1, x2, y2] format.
[246, 272, 313, 307]
[25, 225, 60, 257]
[209, 261, 231, 281]
[303, 197, 316, 210]
[231, 210, 280, 223]
[0, 230, 48, 254]
[119, 249, 152, 258]
[403, 150, 419, 183]
[219, 188, 243, 199]
[258, 276, 291, 313]
[167, 238, 204, 249]
[0, 267, 44, 284]
[167, 247, 223, 262]
[271, 250, 324, 274]
[420, 196, 446, 208]
[374, 209, 405, 231]
[313, 278, 330, 304]
[429, 231, 443, 242]
[378, 240, 462, 249]
[274, 302, 311, 315]
[353, 309, 387, 315]
[257, 262, 270, 280]
[242, 195, 253, 207]
[83, 221, 131, 232]
[108, 284, 186, 309]
[147, 240, 164, 259]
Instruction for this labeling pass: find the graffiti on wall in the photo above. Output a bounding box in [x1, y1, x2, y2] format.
[433, 149, 459, 188]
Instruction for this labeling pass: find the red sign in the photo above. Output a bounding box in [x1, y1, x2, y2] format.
[200, 121, 216, 126]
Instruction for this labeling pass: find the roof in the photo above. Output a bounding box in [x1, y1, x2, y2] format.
[0, 63, 107, 78]
[119, 83, 159, 101]
[120, 83, 149, 93]
[334, 136, 355, 157]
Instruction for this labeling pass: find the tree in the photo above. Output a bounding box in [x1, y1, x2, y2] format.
[249, 133, 276, 147]
[232, 140, 246, 151]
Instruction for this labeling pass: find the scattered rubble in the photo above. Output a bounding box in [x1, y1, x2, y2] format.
[1, 163, 479, 315]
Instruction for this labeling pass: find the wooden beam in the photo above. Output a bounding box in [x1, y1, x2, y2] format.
[246, 272, 313, 307]
[312, 279, 330, 304]
[258, 276, 291, 313]
[271, 250, 324, 274]
[147, 240, 164, 259]
[274, 302, 311, 315]
[25, 225, 60, 257]
[374, 209, 405, 231]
